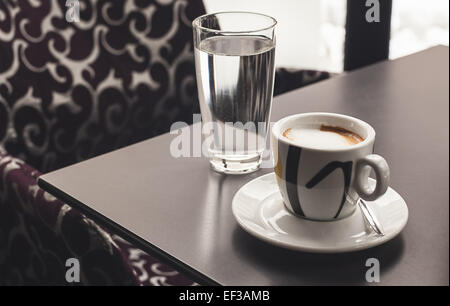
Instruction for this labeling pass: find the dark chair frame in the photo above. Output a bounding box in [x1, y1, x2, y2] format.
[344, 0, 392, 71]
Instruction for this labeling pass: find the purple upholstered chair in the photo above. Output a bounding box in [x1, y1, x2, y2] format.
[0, 0, 330, 285]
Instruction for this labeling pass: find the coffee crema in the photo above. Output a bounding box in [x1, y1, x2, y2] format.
[282, 125, 364, 149]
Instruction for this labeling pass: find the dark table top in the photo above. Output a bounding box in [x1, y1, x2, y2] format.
[39, 46, 449, 286]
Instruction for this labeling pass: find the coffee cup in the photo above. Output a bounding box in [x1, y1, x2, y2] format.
[271, 112, 390, 221]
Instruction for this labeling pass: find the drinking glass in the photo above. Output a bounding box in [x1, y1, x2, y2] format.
[193, 12, 277, 174]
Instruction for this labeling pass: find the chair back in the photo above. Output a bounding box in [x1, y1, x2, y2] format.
[0, 0, 205, 172]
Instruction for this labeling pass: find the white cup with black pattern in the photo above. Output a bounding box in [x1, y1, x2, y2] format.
[272, 113, 390, 221]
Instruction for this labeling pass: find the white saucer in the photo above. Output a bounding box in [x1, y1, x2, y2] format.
[232, 173, 408, 253]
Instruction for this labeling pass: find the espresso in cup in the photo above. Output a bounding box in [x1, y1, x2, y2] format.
[283, 125, 364, 149]
[272, 113, 390, 221]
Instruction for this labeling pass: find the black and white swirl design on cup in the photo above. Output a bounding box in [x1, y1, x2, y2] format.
[275, 142, 359, 220]
[279, 143, 355, 219]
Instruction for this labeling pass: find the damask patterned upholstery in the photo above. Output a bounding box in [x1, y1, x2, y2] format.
[0, 151, 196, 285]
[0, 0, 205, 172]
[0, 0, 205, 286]
[0, 0, 331, 285]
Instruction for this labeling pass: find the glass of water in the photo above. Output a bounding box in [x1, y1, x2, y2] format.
[193, 12, 277, 174]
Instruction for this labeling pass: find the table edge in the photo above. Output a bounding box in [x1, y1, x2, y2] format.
[37, 177, 221, 286]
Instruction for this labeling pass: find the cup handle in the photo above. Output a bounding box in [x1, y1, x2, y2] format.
[354, 154, 390, 201]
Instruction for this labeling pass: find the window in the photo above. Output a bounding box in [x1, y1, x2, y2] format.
[204, 0, 449, 72]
